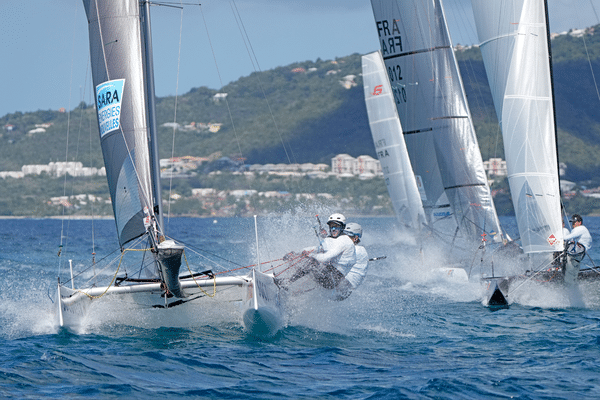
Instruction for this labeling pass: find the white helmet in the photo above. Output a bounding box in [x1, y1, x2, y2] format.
[344, 223, 362, 238]
[327, 213, 346, 228]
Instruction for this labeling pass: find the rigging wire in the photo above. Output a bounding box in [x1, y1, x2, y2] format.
[199, 5, 244, 160]
[582, 33, 600, 104]
[166, 2, 185, 228]
[444, 0, 505, 164]
[89, 103, 98, 282]
[58, 1, 85, 278]
[580, 0, 600, 106]
[229, 0, 296, 167]
[227, 2, 277, 261]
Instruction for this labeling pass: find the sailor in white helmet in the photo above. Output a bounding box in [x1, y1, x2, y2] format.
[311, 213, 356, 264]
[282, 213, 356, 297]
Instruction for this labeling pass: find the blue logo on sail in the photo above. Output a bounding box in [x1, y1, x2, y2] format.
[96, 79, 125, 138]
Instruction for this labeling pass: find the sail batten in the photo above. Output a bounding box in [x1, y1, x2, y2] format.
[382, 45, 453, 59]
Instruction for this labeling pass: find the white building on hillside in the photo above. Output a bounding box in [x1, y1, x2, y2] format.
[331, 154, 355, 176]
[21, 162, 105, 177]
[331, 154, 382, 178]
[354, 155, 380, 177]
[483, 158, 507, 177]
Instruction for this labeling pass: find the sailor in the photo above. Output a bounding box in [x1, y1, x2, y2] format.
[564, 214, 592, 252]
[281, 213, 356, 294]
[334, 222, 370, 300]
[562, 214, 592, 284]
[307, 213, 356, 294]
[303, 221, 369, 301]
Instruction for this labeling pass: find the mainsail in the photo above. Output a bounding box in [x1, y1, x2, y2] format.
[369, 0, 502, 242]
[83, 0, 157, 247]
[362, 51, 426, 230]
[470, 0, 562, 253]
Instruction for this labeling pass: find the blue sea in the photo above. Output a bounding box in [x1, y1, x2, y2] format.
[2, 215, 600, 399]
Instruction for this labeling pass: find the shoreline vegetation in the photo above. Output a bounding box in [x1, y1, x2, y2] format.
[2, 171, 599, 219]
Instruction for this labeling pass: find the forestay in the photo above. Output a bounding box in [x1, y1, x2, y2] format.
[471, 0, 562, 253]
[362, 51, 426, 230]
[369, 0, 502, 242]
[83, 0, 156, 247]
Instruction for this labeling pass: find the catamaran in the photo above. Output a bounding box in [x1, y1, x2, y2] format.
[470, 0, 598, 291]
[56, 0, 283, 336]
[366, 0, 509, 307]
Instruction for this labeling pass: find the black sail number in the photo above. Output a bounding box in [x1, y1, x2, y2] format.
[388, 65, 402, 82]
[387, 64, 407, 104]
[393, 86, 407, 104]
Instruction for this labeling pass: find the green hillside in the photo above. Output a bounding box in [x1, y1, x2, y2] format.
[2, 26, 600, 184]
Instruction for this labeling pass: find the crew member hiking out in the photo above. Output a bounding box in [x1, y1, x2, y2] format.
[344, 223, 369, 286]
[277, 213, 356, 299]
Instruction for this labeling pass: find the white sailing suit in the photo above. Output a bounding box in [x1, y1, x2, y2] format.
[308, 235, 356, 272]
[563, 225, 592, 285]
[344, 245, 368, 289]
[564, 225, 592, 251]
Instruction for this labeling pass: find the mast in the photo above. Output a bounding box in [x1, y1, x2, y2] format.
[140, 0, 164, 235]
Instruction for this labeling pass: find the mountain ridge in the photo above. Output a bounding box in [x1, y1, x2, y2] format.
[2, 26, 600, 184]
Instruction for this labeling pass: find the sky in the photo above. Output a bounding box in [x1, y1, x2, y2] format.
[1, 0, 599, 117]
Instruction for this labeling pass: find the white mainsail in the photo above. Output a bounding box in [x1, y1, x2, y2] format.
[362, 51, 426, 230]
[369, 0, 503, 242]
[471, 0, 563, 253]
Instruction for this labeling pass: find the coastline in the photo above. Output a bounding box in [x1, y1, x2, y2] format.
[0, 213, 402, 220]
[0, 213, 553, 220]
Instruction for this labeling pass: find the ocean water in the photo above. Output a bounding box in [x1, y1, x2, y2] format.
[2, 215, 600, 399]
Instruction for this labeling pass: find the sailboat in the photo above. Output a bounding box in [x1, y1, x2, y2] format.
[56, 0, 282, 336]
[469, 0, 599, 291]
[366, 0, 508, 306]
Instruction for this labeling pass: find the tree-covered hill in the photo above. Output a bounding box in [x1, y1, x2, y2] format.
[2, 25, 600, 184]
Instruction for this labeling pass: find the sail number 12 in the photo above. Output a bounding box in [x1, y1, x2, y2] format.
[387, 65, 407, 104]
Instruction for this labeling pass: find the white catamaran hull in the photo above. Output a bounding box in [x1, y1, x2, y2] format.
[57, 275, 249, 330]
[242, 269, 283, 337]
[57, 285, 92, 329]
